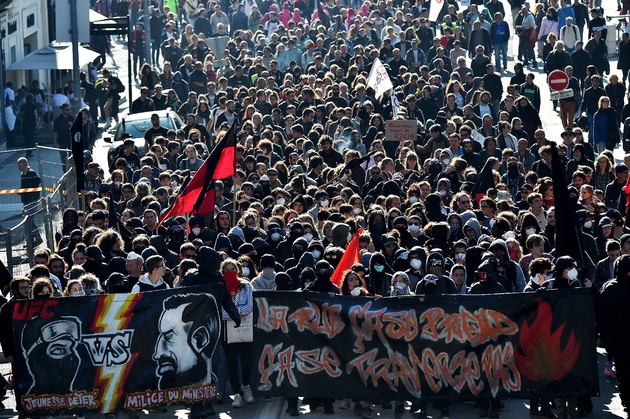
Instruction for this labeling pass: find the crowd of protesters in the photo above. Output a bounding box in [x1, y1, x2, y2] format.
[3, 0, 630, 418]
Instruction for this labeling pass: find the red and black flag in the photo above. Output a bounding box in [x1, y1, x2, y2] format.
[158, 122, 237, 226]
[70, 114, 84, 191]
[550, 142, 584, 265]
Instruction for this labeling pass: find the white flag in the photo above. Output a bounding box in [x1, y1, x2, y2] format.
[428, 0, 444, 22]
[366, 58, 393, 100]
[390, 89, 401, 118]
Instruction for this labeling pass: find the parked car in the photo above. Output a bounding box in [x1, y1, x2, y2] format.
[105, 109, 184, 168]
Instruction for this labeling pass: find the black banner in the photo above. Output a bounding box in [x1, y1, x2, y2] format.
[12, 286, 222, 415]
[252, 290, 599, 400]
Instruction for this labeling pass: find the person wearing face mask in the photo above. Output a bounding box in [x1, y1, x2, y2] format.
[308, 240, 324, 262]
[286, 252, 315, 291]
[188, 216, 205, 241]
[365, 253, 393, 297]
[407, 216, 429, 246]
[390, 272, 412, 296]
[274, 222, 303, 262]
[404, 246, 427, 291]
[283, 237, 309, 272]
[366, 210, 388, 250]
[501, 157, 526, 199]
[265, 222, 284, 249]
[415, 251, 457, 295]
[518, 213, 551, 254]
[487, 239, 527, 292]
[250, 254, 277, 290]
[575, 209, 601, 268]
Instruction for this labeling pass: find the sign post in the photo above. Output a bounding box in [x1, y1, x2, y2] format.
[548, 70, 569, 92]
[548, 70, 573, 101]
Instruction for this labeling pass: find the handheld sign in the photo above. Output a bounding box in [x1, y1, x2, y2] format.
[548, 70, 569, 92]
[385, 120, 418, 142]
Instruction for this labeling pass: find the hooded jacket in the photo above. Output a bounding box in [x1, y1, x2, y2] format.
[286, 252, 315, 290]
[425, 193, 447, 222]
[179, 247, 240, 325]
[331, 223, 350, 248]
[464, 217, 482, 245]
[488, 239, 526, 292]
[131, 273, 169, 293]
[469, 256, 508, 294]
[366, 252, 393, 296]
[149, 236, 180, 270]
[450, 265, 468, 295]
[251, 266, 277, 290]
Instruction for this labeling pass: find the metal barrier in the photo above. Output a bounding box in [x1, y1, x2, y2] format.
[0, 166, 76, 276]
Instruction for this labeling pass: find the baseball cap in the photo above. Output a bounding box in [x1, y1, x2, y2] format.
[126, 252, 143, 262]
[616, 164, 629, 174]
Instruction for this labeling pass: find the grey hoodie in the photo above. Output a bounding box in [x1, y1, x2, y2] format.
[251, 269, 276, 290]
[464, 217, 482, 240]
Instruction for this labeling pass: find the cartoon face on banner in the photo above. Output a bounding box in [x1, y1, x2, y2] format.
[153, 294, 220, 390]
[22, 316, 83, 395]
[12, 287, 222, 416]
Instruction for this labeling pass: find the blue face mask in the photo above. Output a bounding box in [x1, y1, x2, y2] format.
[374, 265, 385, 273]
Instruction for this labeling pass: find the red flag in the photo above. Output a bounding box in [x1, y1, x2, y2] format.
[330, 228, 363, 286]
[159, 122, 237, 226]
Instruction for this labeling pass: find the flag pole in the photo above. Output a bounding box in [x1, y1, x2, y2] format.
[232, 180, 238, 228]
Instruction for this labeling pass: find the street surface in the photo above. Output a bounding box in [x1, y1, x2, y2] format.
[0, 0, 629, 416]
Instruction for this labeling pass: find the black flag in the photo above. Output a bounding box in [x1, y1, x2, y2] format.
[550, 142, 584, 264]
[70, 114, 84, 191]
[317, 1, 331, 28]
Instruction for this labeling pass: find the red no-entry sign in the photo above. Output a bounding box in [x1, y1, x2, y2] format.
[548, 70, 569, 92]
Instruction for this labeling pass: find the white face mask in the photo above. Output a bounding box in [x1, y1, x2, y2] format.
[192, 227, 201, 235]
[353, 207, 362, 215]
[114, 181, 122, 187]
[408, 224, 420, 233]
[442, 159, 450, 165]
[394, 281, 406, 290]
[263, 268, 275, 277]
[350, 287, 361, 296]
[271, 232, 281, 241]
[439, 190, 447, 197]
[242, 267, 250, 277]
[525, 227, 536, 236]
[583, 220, 593, 229]
[320, 199, 329, 208]
[504, 231, 516, 239]
[276, 198, 286, 206]
[410, 259, 422, 270]
[409, 196, 419, 204]
[312, 250, 322, 259]
[567, 267, 578, 280]
[303, 233, 313, 242]
[455, 253, 466, 260]
[341, 173, 348, 181]
[347, 233, 353, 243]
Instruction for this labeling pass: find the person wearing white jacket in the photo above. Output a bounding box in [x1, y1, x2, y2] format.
[560, 17, 581, 53]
